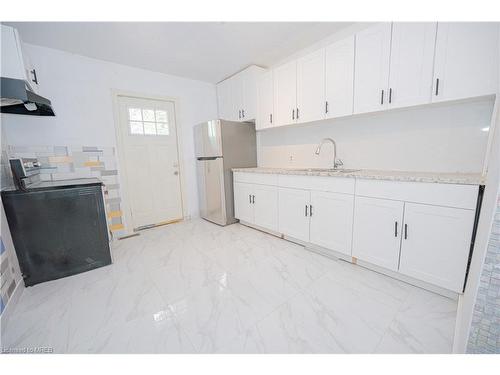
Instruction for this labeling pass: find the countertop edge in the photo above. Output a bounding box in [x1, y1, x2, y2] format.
[231, 168, 484, 186]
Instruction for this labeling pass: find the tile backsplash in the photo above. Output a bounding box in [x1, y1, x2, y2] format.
[7, 145, 126, 239]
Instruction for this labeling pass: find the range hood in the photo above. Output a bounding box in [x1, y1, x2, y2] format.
[0, 77, 55, 116]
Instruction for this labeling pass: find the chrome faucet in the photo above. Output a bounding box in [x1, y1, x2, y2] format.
[315, 138, 343, 169]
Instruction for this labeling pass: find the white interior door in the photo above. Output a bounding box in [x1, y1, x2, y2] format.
[273, 61, 297, 126]
[388, 22, 437, 109]
[399, 203, 475, 292]
[352, 196, 404, 271]
[432, 22, 500, 102]
[353, 23, 392, 114]
[296, 48, 326, 123]
[118, 96, 183, 229]
[309, 191, 354, 256]
[325, 35, 355, 118]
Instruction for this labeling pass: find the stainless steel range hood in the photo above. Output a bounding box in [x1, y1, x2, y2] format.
[0, 77, 55, 116]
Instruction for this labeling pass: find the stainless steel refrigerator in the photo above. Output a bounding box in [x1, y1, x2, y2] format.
[194, 120, 257, 226]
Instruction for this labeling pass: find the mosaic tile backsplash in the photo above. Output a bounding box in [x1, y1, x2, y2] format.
[468, 192, 500, 353]
[7, 145, 126, 239]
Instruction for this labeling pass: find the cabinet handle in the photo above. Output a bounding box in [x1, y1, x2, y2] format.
[435, 78, 440, 96]
[389, 88, 392, 104]
[305, 204, 308, 217]
[270, 113, 272, 124]
[394, 221, 398, 237]
[242, 109, 245, 118]
[309, 204, 313, 217]
[296, 108, 299, 119]
[292, 109, 295, 120]
[239, 110, 242, 119]
[249, 194, 251, 204]
[252, 195, 255, 204]
[31, 69, 38, 85]
[380, 90, 384, 105]
[325, 101, 329, 114]
[404, 224, 408, 240]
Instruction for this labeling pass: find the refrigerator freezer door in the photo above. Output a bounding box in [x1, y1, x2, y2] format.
[196, 157, 227, 225]
[194, 120, 223, 158]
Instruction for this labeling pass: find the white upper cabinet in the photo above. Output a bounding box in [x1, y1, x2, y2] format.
[273, 60, 298, 126]
[296, 49, 326, 123]
[325, 36, 355, 118]
[388, 23, 437, 109]
[256, 70, 274, 130]
[216, 65, 264, 122]
[1, 25, 39, 92]
[399, 203, 475, 292]
[432, 22, 500, 103]
[353, 23, 392, 114]
[217, 78, 234, 121]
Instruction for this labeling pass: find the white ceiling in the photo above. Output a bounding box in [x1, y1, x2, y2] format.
[4, 22, 353, 83]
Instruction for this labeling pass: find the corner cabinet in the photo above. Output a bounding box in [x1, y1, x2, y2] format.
[216, 65, 265, 122]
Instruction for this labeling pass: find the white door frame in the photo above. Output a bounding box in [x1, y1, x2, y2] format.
[111, 89, 187, 236]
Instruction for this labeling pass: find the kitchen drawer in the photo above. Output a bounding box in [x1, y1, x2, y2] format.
[355, 179, 479, 210]
[233, 172, 278, 186]
[278, 174, 355, 194]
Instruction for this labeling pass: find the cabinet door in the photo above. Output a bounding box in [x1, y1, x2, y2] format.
[241, 67, 262, 121]
[309, 191, 354, 256]
[278, 187, 310, 242]
[352, 196, 404, 271]
[256, 70, 274, 130]
[353, 23, 392, 114]
[253, 184, 279, 232]
[217, 79, 233, 121]
[233, 182, 254, 224]
[399, 203, 475, 292]
[230, 75, 245, 121]
[388, 22, 437, 109]
[432, 22, 500, 103]
[273, 60, 297, 126]
[325, 36, 355, 118]
[296, 49, 326, 123]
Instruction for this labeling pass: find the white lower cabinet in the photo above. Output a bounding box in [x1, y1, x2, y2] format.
[352, 196, 404, 271]
[235, 173, 478, 293]
[234, 182, 278, 231]
[253, 184, 279, 232]
[399, 203, 475, 292]
[278, 187, 310, 242]
[309, 191, 354, 256]
[234, 182, 254, 223]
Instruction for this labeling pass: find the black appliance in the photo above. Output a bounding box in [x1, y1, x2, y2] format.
[0, 77, 55, 116]
[1, 158, 111, 286]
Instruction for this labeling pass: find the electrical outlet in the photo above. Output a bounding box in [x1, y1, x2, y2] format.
[289, 155, 294, 162]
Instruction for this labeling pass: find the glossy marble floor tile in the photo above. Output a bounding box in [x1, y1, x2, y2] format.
[1, 219, 457, 353]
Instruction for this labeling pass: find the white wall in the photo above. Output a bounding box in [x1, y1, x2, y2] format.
[1, 44, 218, 218]
[258, 97, 494, 173]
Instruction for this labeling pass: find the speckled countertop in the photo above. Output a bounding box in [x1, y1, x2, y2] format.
[232, 167, 484, 185]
